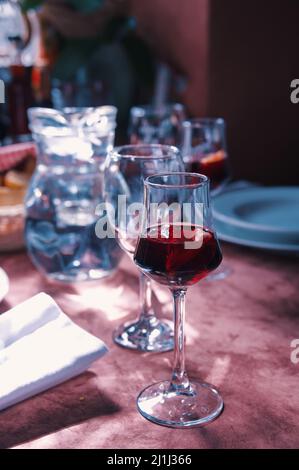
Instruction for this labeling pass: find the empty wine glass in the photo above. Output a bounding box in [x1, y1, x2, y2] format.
[104, 145, 184, 352]
[129, 104, 185, 146]
[134, 172, 224, 427]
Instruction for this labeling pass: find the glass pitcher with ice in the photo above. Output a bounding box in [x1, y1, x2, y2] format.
[25, 106, 121, 282]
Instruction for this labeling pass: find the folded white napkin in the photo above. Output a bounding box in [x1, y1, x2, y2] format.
[0, 293, 108, 411]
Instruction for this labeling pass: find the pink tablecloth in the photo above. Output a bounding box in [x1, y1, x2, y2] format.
[0, 244, 299, 449]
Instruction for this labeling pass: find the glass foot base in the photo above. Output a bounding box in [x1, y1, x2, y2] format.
[137, 380, 224, 428]
[113, 317, 174, 352]
[47, 268, 114, 283]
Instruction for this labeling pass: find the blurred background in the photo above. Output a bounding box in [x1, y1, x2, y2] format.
[0, 0, 298, 185]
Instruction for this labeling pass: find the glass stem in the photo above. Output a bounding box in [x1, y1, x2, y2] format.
[139, 272, 156, 321]
[170, 289, 190, 391]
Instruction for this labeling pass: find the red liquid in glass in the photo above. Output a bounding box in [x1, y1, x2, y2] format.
[134, 224, 222, 288]
[185, 150, 229, 189]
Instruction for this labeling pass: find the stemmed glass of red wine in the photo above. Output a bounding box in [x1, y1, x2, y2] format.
[104, 145, 184, 352]
[134, 172, 224, 428]
[181, 118, 231, 280]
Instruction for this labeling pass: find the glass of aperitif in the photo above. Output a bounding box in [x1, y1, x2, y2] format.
[134, 172, 224, 428]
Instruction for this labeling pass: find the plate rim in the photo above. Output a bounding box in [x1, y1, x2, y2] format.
[215, 220, 299, 253]
[213, 186, 299, 234]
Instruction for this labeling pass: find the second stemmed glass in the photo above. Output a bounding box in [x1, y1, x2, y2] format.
[104, 145, 184, 352]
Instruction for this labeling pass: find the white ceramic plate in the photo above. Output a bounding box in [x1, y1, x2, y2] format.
[213, 187, 299, 232]
[213, 187, 299, 253]
[214, 218, 299, 254]
[0, 267, 9, 303]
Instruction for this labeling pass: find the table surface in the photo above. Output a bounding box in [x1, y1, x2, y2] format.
[0, 244, 299, 449]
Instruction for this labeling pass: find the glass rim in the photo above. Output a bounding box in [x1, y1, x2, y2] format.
[145, 172, 209, 189]
[110, 144, 181, 161]
[182, 117, 225, 128]
[28, 105, 117, 118]
[28, 105, 118, 135]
